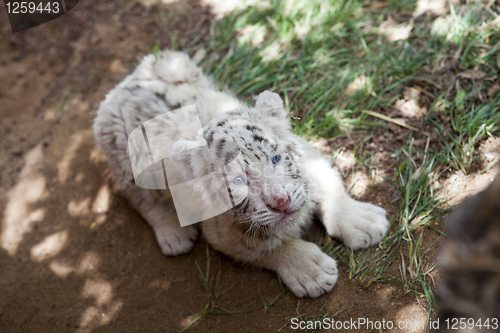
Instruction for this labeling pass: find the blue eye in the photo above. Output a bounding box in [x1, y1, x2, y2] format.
[232, 176, 245, 185]
[272, 155, 281, 164]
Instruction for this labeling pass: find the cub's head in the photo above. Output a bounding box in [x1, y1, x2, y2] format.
[170, 91, 312, 234]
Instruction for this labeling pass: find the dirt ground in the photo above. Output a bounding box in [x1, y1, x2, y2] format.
[0, 1, 496, 333]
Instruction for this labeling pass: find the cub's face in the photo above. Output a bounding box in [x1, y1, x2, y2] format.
[170, 91, 312, 233]
[211, 116, 311, 232]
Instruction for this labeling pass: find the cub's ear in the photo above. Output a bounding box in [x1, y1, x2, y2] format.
[169, 139, 207, 181]
[253, 91, 288, 122]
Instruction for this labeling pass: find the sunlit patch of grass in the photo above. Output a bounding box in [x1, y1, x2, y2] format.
[329, 137, 453, 315]
[431, 2, 491, 44]
[430, 98, 500, 173]
[196, 0, 499, 138]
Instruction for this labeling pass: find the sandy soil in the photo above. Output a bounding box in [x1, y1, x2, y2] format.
[1, 1, 496, 332]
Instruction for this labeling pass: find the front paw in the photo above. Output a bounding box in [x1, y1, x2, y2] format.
[276, 240, 338, 298]
[324, 196, 388, 250]
[153, 224, 199, 256]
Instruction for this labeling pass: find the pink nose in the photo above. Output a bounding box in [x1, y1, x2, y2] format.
[269, 195, 289, 212]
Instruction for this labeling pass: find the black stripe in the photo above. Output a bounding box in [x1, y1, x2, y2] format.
[242, 200, 250, 214]
[221, 166, 235, 208]
[246, 125, 262, 133]
[206, 130, 215, 148]
[225, 152, 236, 164]
[261, 150, 269, 160]
[216, 138, 226, 157]
[154, 92, 168, 105]
[252, 134, 268, 144]
[227, 110, 243, 117]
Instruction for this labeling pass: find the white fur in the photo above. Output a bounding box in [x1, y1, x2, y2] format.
[94, 50, 389, 298]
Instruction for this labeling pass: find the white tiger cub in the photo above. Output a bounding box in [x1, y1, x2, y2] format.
[94, 50, 388, 298]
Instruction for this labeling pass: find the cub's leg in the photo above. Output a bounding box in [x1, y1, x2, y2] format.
[124, 185, 200, 256]
[202, 221, 338, 298]
[301, 141, 388, 250]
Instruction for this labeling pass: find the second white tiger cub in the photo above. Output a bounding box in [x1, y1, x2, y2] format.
[94, 50, 388, 298]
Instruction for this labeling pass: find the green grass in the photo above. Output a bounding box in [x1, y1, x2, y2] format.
[189, 0, 500, 140]
[169, 0, 500, 328]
